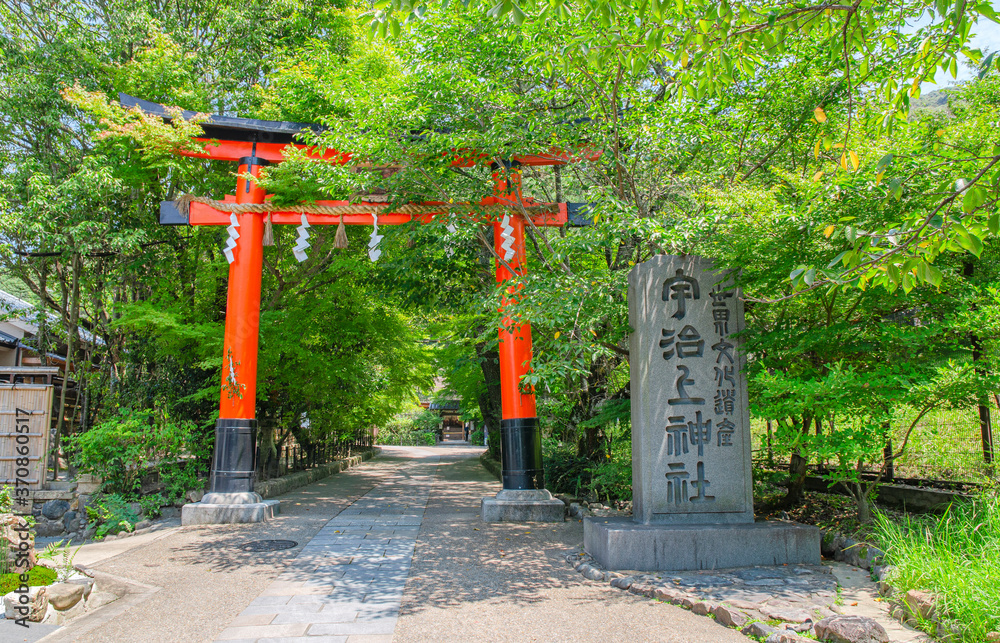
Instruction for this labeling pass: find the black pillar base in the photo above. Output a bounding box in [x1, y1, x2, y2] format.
[210, 418, 257, 493]
[499, 417, 544, 490]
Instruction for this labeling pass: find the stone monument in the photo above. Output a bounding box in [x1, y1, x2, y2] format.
[584, 255, 819, 570]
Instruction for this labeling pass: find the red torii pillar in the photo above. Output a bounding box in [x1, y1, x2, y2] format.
[211, 156, 268, 496]
[481, 163, 564, 521]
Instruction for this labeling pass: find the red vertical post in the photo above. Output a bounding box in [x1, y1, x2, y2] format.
[211, 156, 268, 495]
[492, 162, 544, 490]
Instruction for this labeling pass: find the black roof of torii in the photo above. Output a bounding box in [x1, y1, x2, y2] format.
[120, 93, 324, 145]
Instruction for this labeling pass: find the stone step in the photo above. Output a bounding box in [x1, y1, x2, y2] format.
[46, 481, 78, 492]
[32, 490, 76, 501]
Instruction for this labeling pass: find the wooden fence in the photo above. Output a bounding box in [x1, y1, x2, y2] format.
[0, 384, 52, 490]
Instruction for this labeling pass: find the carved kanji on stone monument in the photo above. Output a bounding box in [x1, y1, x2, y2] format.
[628, 255, 753, 524]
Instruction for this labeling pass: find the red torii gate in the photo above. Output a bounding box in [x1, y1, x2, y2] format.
[124, 95, 588, 523]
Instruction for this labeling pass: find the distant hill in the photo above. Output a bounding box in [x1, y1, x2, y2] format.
[911, 90, 952, 116]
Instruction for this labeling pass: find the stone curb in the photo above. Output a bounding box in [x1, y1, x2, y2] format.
[35, 568, 161, 643]
[479, 452, 502, 482]
[562, 549, 837, 642]
[256, 447, 380, 499]
[818, 528, 972, 642]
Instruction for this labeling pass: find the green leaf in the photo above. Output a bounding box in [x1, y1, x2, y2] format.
[979, 51, 997, 79]
[926, 263, 944, 286]
[511, 3, 526, 25]
[962, 186, 986, 213]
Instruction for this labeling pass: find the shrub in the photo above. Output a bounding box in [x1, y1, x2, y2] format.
[0, 566, 55, 595]
[85, 494, 140, 538]
[469, 429, 484, 445]
[543, 440, 595, 499]
[377, 408, 441, 446]
[67, 407, 208, 501]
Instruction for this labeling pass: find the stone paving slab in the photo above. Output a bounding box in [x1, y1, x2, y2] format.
[213, 456, 437, 642]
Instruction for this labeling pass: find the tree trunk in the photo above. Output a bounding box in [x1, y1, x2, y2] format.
[475, 336, 503, 461]
[963, 259, 994, 463]
[53, 253, 81, 481]
[781, 413, 812, 507]
[854, 481, 872, 523]
[37, 259, 48, 365]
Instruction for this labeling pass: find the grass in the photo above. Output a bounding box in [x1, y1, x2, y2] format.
[0, 565, 56, 595]
[873, 494, 1000, 642]
[750, 407, 995, 485]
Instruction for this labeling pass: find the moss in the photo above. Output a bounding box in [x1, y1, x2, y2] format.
[0, 566, 57, 595]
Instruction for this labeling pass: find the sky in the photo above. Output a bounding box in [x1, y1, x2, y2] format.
[920, 13, 1000, 90]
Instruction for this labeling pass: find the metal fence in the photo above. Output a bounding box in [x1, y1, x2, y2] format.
[257, 430, 374, 482]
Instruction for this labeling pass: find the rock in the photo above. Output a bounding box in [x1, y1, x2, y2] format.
[734, 567, 786, 581]
[3, 586, 48, 622]
[679, 596, 696, 610]
[629, 583, 656, 597]
[160, 507, 180, 519]
[46, 583, 85, 611]
[691, 601, 715, 616]
[75, 474, 102, 494]
[66, 577, 95, 600]
[135, 520, 152, 531]
[610, 576, 633, 590]
[766, 633, 812, 643]
[85, 590, 117, 610]
[712, 605, 750, 628]
[42, 597, 86, 625]
[903, 590, 938, 621]
[41, 499, 71, 521]
[185, 489, 204, 503]
[743, 622, 778, 638]
[583, 567, 604, 581]
[814, 615, 890, 643]
[653, 587, 685, 604]
[761, 605, 814, 623]
[62, 511, 78, 527]
[81, 527, 96, 541]
[35, 520, 65, 537]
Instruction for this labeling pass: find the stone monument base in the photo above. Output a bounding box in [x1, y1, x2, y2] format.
[585, 517, 820, 571]
[481, 489, 565, 523]
[181, 492, 280, 526]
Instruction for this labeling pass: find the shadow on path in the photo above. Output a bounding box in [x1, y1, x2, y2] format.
[395, 449, 751, 643]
